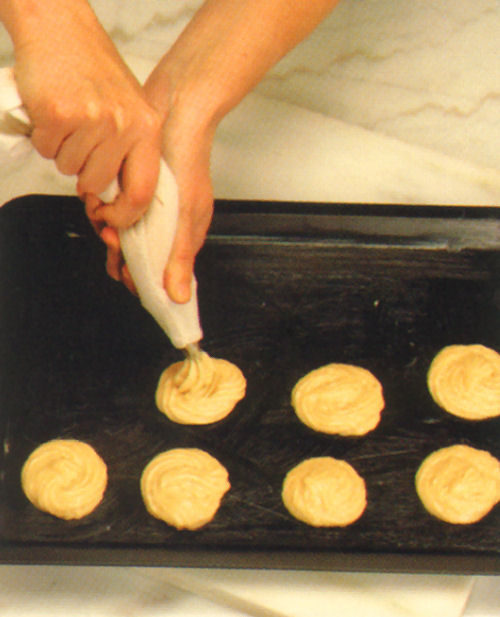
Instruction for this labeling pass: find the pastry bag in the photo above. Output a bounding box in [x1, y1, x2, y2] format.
[0, 66, 203, 350]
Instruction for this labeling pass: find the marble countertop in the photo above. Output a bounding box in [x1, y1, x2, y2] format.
[1, 1, 499, 615]
[0, 0, 498, 205]
[0, 566, 498, 617]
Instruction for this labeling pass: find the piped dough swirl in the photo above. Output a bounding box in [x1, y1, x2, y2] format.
[427, 344, 500, 420]
[415, 444, 500, 524]
[141, 448, 230, 530]
[21, 439, 107, 520]
[155, 351, 246, 424]
[291, 363, 384, 436]
[282, 457, 367, 527]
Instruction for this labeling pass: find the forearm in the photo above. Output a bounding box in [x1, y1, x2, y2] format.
[139, 0, 339, 303]
[0, 0, 100, 52]
[145, 0, 340, 132]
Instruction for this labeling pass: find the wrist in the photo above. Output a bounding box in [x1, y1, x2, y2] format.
[143, 69, 215, 182]
[144, 59, 227, 141]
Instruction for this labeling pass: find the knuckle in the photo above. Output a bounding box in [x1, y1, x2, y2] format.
[182, 191, 213, 222]
[128, 180, 155, 210]
[109, 104, 128, 134]
[174, 245, 195, 267]
[55, 159, 77, 176]
[49, 98, 75, 126]
[135, 106, 161, 138]
[127, 195, 150, 219]
[101, 196, 141, 229]
[143, 108, 161, 131]
[84, 99, 102, 123]
[77, 175, 99, 197]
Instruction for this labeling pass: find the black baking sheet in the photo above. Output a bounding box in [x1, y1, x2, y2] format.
[1, 197, 499, 573]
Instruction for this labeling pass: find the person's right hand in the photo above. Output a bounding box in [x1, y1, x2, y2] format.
[84, 111, 215, 304]
[12, 1, 161, 227]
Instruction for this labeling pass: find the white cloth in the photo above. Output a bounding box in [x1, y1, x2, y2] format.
[0, 67, 202, 349]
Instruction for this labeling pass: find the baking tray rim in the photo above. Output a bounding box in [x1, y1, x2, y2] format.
[1, 197, 499, 572]
[207, 200, 500, 250]
[1, 542, 499, 574]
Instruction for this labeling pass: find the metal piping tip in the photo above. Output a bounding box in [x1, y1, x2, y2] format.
[0, 110, 32, 136]
[182, 342, 203, 360]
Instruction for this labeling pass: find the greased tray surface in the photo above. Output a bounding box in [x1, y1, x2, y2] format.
[1, 197, 499, 572]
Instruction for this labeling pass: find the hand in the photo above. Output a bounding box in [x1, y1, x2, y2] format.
[13, 1, 162, 227]
[84, 0, 338, 302]
[87, 114, 215, 304]
[157, 114, 215, 304]
[84, 213, 137, 294]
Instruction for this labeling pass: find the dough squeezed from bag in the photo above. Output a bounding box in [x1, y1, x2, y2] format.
[282, 456, 367, 527]
[415, 444, 500, 524]
[141, 448, 230, 530]
[291, 363, 384, 436]
[427, 344, 500, 420]
[21, 439, 107, 520]
[155, 351, 246, 424]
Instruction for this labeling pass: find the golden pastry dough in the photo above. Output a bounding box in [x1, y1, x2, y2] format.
[291, 363, 384, 436]
[282, 457, 367, 527]
[415, 444, 500, 524]
[21, 439, 107, 520]
[155, 351, 246, 424]
[141, 448, 230, 530]
[427, 344, 500, 420]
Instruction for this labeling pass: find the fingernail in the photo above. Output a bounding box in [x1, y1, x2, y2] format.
[176, 282, 190, 303]
[168, 275, 189, 303]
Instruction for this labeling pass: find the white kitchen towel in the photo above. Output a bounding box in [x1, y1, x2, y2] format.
[0, 66, 202, 349]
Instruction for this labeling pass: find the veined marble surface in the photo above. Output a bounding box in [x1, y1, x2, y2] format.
[0, 2, 499, 616]
[0, 566, 477, 617]
[0, 0, 499, 205]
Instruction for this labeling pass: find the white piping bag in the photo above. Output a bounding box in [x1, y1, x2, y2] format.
[0, 67, 203, 351]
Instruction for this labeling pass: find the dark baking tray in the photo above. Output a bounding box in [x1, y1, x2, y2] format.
[1, 197, 499, 573]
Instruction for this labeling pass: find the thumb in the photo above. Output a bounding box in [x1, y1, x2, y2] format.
[163, 237, 195, 304]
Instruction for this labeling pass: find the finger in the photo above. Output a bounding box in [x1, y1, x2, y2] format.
[96, 226, 121, 281]
[100, 229, 136, 294]
[163, 178, 214, 303]
[121, 264, 137, 295]
[101, 230, 136, 294]
[100, 225, 121, 253]
[30, 125, 68, 160]
[92, 138, 160, 228]
[85, 215, 121, 282]
[105, 243, 122, 282]
[55, 127, 104, 177]
[84, 194, 105, 233]
[164, 257, 194, 304]
[163, 226, 196, 304]
[76, 139, 127, 198]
